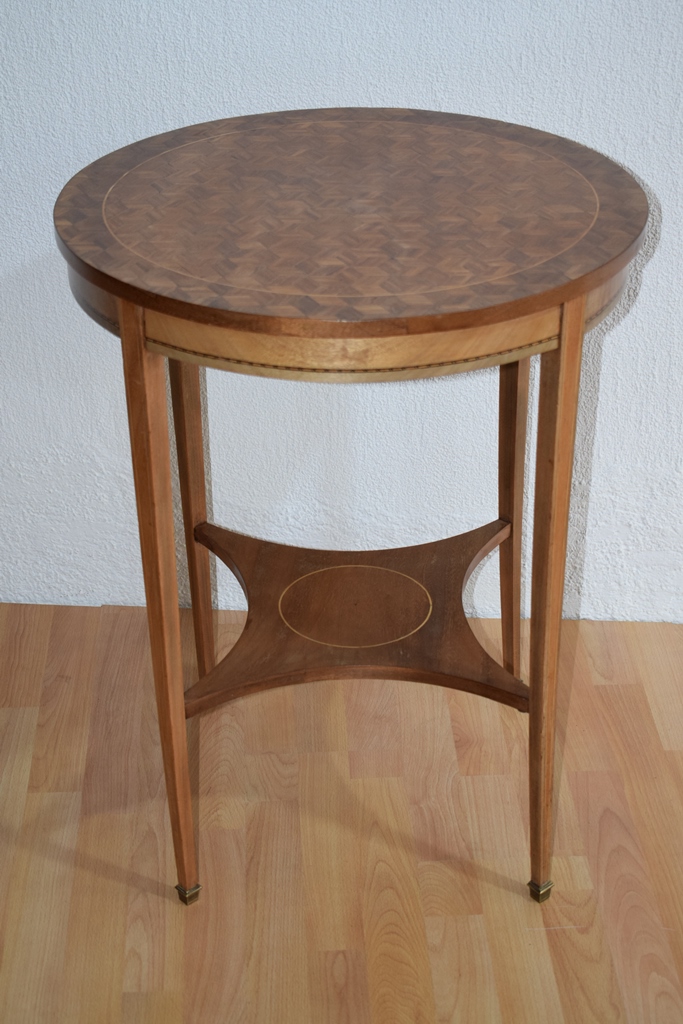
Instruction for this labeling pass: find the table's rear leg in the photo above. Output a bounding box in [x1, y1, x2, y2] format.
[528, 296, 586, 902]
[169, 359, 216, 677]
[498, 357, 530, 676]
[119, 301, 200, 904]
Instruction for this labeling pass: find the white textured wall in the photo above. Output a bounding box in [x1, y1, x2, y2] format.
[1, 0, 681, 620]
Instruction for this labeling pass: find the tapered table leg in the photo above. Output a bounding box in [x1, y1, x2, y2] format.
[499, 357, 530, 676]
[528, 296, 586, 902]
[169, 360, 215, 677]
[119, 301, 200, 904]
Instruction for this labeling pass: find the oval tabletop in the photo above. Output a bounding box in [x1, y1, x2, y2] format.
[54, 108, 648, 343]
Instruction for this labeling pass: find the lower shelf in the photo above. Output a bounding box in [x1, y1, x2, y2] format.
[182, 519, 529, 717]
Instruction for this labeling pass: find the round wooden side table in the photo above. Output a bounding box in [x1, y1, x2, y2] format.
[54, 108, 648, 905]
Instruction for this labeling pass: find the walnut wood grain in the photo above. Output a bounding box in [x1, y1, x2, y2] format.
[182, 520, 529, 718]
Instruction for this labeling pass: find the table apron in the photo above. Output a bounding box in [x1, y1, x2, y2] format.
[67, 265, 627, 381]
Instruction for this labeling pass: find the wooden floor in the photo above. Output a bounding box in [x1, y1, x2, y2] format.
[1, 606, 683, 1023]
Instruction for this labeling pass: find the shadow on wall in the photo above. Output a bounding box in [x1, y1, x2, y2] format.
[464, 169, 661, 623]
[563, 169, 661, 618]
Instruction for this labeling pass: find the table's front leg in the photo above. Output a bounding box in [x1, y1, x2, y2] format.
[118, 300, 200, 904]
[528, 295, 586, 901]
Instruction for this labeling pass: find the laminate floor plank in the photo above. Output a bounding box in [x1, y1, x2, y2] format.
[462, 774, 529, 861]
[425, 914, 503, 1024]
[596, 681, 683, 975]
[214, 609, 246, 662]
[345, 678, 402, 757]
[0, 706, 39, 965]
[0, 791, 80, 1024]
[243, 687, 297, 755]
[408, 771, 474, 865]
[628, 623, 683, 751]
[60, 605, 154, 1024]
[246, 799, 310, 1024]
[293, 679, 348, 754]
[28, 605, 100, 792]
[123, 658, 184, 997]
[552, 769, 586, 857]
[184, 826, 247, 1024]
[80, 606, 152, 816]
[0, 709, 39, 847]
[357, 775, 436, 1024]
[541, 880, 627, 1024]
[577, 620, 644, 687]
[244, 749, 299, 802]
[346, 675, 405, 778]
[349, 744, 405, 779]
[58, 810, 134, 1024]
[399, 681, 472, 869]
[122, 992, 184, 1024]
[417, 860, 482, 918]
[198, 704, 245, 829]
[299, 750, 364, 952]
[447, 689, 511, 776]
[309, 949, 372, 1024]
[555, 622, 617, 773]
[478, 856, 566, 1024]
[571, 769, 683, 1023]
[0, 603, 53, 708]
[399, 682, 459, 798]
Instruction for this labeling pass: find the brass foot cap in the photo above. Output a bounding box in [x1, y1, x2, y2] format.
[176, 883, 202, 905]
[527, 879, 553, 903]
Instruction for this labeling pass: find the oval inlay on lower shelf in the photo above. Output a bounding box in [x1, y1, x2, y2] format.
[278, 564, 432, 648]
